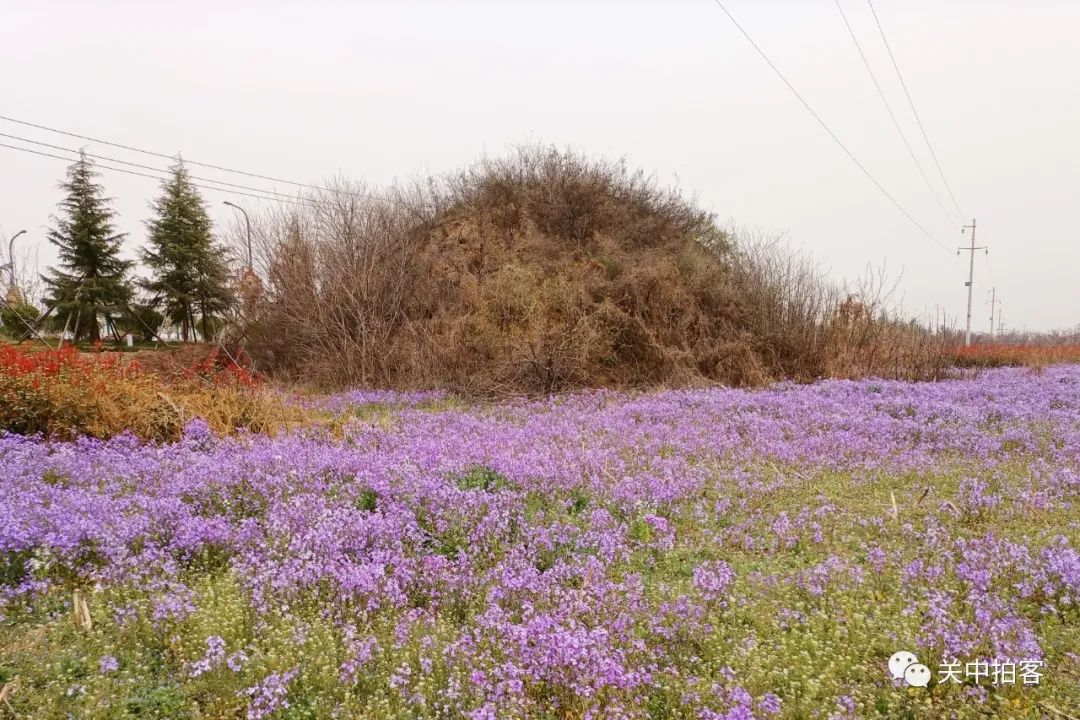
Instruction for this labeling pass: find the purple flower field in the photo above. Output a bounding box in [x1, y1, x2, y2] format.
[2, 367, 1079, 718]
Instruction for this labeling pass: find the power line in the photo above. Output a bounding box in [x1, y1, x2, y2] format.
[0, 132, 314, 206]
[0, 113, 396, 205]
[866, 0, 965, 221]
[0, 141, 317, 208]
[832, 0, 959, 228]
[707, 0, 950, 252]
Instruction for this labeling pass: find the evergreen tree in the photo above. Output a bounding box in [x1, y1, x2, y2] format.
[143, 161, 234, 341]
[43, 152, 132, 343]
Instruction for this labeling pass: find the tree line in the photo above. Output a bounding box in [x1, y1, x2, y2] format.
[5, 151, 235, 343]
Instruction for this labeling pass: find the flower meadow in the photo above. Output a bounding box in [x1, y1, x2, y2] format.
[2, 367, 1079, 719]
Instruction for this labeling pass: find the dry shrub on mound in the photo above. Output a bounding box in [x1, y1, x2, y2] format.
[727, 234, 951, 383]
[240, 146, 947, 393]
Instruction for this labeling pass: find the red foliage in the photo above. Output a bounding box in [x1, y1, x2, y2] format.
[0, 344, 271, 440]
[186, 348, 261, 387]
[0, 345, 259, 387]
[0, 345, 81, 377]
[953, 344, 1080, 367]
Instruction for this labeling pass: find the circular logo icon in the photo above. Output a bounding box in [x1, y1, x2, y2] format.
[889, 651, 918, 680]
[904, 663, 932, 688]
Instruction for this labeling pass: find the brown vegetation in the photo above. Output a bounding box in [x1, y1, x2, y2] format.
[237, 147, 951, 394]
[0, 344, 297, 441]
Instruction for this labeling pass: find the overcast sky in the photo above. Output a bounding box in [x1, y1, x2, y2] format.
[2, 0, 1078, 331]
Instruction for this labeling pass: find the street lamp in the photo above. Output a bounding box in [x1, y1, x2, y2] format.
[4, 229, 26, 290]
[222, 201, 252, 270]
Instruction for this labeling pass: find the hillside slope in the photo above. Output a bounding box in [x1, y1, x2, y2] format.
[245, 148, 937, 392]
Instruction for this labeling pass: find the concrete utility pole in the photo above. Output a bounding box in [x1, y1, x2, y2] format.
[959, 219, 987, 347]
[987, 287, 1001, 339]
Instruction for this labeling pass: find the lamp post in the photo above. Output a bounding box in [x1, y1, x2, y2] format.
[222, 201, 252, 270]
[5, 229, 26, 292]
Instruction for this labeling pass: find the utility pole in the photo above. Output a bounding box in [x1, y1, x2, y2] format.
[959, 219, 987, 347]
[987, 287, 1001, 339]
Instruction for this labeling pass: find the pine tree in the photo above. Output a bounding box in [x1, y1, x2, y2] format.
[143, 160, 234, 341]
[43, 152, 132, 343]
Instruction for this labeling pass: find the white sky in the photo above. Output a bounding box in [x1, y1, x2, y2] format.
[2, 0, 1078, 331]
